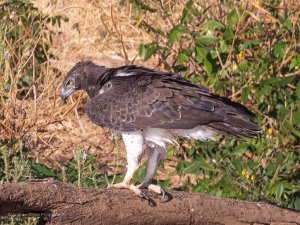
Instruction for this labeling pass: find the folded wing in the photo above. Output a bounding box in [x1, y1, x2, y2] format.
[85, 74, 261, 138]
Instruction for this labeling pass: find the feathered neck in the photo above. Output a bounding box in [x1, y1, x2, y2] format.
[79, 64, 108, 98]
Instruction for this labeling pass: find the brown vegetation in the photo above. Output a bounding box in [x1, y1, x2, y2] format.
[1, 0, 201, 186]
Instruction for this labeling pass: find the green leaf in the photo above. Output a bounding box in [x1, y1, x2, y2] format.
[140, 21, 164, 36]
[220, 40, 229, 53]
[210, 50, 218, 59]
[233, 142, 248, 156]
[178, 51, 189, 64]
[224, 27, 234, 41]
[273, 43, 286, 59]
[196, 35, 219, 45]
[238, 61, 249, 72]
[289, 57, 300, 70]
[193, 180, 210, 192]
[293, 197, 300, 210]
[276, 183, 284, 199]
[195, 46, 207, 62]
[202, 21, 224, 30]
[184, 162, 201, 175]
[168, 24, 186, 44]
[139, 44, 145, 56]
[297, 81, 300, 100]
[293, 108, 300, 127]
[181, 0, 194, 23]
[240, 40, 260, 50]
[204, 59, 212, 75]
[31, 163, 56, 177]
[176, 161, 185, 174]
[279, 18, 293, 31]
[292, 130, 300, 137]
[279, 76, 294, 87]
[231, 159, 243, 172]
[227, 9, 239, 28]
[241, 87, 249, 103]
[143, 45, 158, 61]
[131, 0, 157, 13]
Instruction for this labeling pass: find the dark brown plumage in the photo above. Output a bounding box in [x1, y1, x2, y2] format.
[62, 60, 261, 138]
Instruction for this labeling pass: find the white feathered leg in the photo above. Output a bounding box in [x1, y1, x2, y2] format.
[108, 131, 146, 197]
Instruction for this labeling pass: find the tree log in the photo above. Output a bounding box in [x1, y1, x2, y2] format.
[0, 179, 299, 225]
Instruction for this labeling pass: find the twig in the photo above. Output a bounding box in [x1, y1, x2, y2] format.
[110, 0, 129, 64]
[70, 97, 85, 133]
[32, 56, 37, 125]
[62, 93, 84, 118]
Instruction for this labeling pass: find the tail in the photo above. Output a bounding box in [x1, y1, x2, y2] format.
[208, 114, 262, 139]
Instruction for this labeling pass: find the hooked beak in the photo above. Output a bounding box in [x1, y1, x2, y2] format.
[61, 86, 75, 103]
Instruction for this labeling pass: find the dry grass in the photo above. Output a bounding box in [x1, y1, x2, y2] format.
[3, 0, 297, 187]
[0, 0, 197, 186]
[1, 0, 146, 170]
[32, 0, 158, 170]
[0, 0, 184, 180]
[36, 0, 155, 68]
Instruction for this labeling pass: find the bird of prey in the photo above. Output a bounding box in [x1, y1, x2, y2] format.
[61, 61, 261, 201]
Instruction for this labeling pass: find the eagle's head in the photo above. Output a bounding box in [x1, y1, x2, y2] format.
[61, 60, 106, 102]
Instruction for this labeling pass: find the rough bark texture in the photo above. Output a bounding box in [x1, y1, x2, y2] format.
[0, 179, 299, 225]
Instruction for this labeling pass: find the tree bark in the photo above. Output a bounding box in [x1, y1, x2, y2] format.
[0, 179, 299, 225]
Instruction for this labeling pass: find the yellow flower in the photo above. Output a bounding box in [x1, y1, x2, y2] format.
[250, 174, 255, 182]
[268, 128, 273, 136]
[255, 0, 260, 7]
[238, 51, 244, 60]
[241, 169, 246, 177]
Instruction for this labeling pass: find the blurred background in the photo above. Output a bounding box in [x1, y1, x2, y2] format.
[0, 0, 299, 223]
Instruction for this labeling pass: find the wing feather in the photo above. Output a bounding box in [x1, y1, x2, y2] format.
[85, 73, 260, 137]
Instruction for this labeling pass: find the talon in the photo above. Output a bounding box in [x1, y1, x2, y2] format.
[141, 190, 156, 206]
[141, 190, 150, 201]
[160, 188, 167, 201]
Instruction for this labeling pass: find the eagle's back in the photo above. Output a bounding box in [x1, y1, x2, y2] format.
[85, 69, 261, 139]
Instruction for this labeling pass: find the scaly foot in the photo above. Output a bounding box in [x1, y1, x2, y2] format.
[137, 183, 169, 202]
[107, 182, 152, 203]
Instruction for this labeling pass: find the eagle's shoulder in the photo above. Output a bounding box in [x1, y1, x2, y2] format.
[100, 65, 210, 94]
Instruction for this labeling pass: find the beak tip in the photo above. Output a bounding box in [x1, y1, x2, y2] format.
[60, 92, 68, 103]
[61, 86, 75, 103]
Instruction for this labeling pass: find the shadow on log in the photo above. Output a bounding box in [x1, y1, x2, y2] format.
[0, 179, 299, 225]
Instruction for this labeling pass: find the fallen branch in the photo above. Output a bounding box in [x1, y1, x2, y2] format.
[0, 179, 299, 225]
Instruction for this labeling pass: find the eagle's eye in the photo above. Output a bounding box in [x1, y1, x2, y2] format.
[66, 79, 74, 86]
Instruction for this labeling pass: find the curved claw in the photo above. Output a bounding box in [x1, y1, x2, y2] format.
[160, 188, 167, 201]
[162, 191, 173, 202]
[140, 190, 149, 201]
[138, 183, 171, 202]
[141, 190, 156, 206]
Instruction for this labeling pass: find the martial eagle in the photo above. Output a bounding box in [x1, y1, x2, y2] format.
[61, 61, 261, 201]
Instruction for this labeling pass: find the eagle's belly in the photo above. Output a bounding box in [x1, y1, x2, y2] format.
[143, 126, 217, 149]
